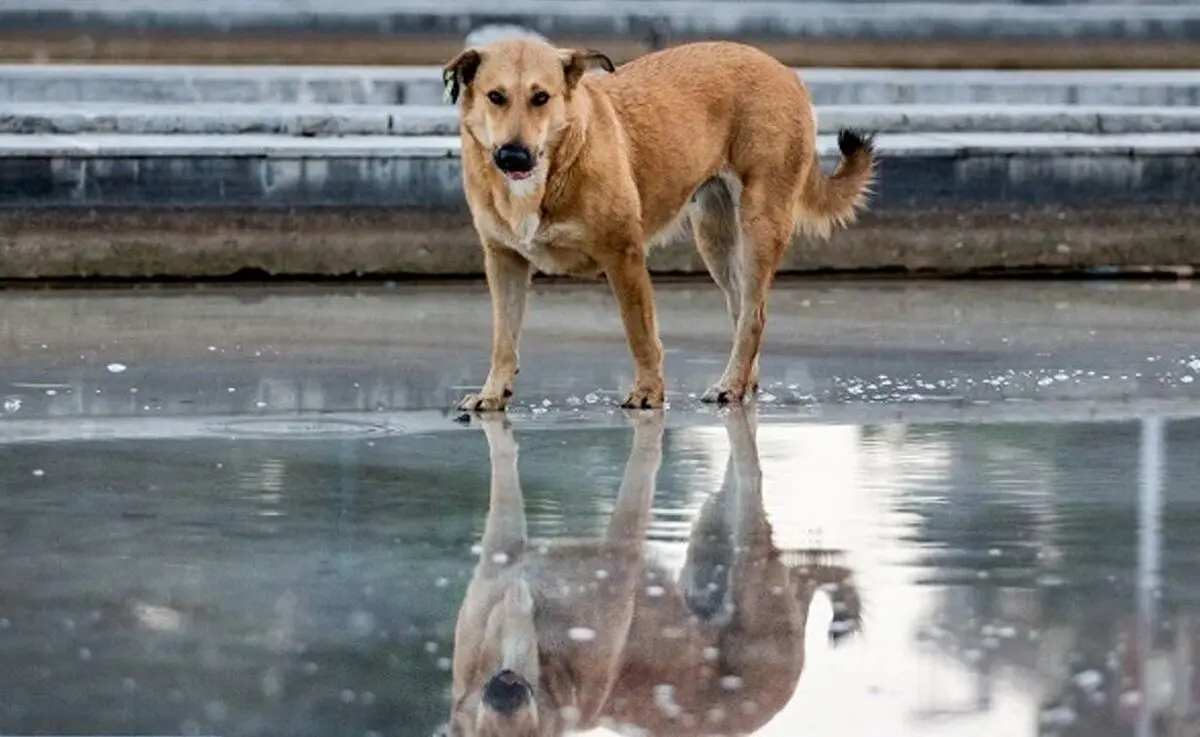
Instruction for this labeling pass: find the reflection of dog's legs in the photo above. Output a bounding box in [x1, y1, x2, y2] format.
[605, 411, 666, 543]
[680, 406, 763, 626]
[478, 416, 527, 568]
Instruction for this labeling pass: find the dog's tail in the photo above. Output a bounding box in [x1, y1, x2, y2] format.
[795, 128, 877, 240]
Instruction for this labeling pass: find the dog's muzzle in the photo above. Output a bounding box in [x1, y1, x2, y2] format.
[482, 669, 533, 714]
[493, 144, 536, 180]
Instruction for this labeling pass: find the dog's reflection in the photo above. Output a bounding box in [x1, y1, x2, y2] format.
[450, 407, 861, 737]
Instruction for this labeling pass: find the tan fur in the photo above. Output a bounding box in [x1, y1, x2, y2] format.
[446, 39, 876, 412]
[449, 407, 864, 737]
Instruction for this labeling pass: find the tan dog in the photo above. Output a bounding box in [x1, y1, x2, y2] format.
[449, 407, 863, 736]
[443, 39, 876, 412]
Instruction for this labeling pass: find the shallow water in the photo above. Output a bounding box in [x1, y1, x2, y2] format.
[2, 280, 1200, 737]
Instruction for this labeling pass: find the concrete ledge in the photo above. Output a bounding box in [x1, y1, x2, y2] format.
[4, 65, 1199, 107]
[2, 1, 1198, 41]
[2, 205, 1198, 280]
[6, 103, 1200, 136]
[0, 133, 1195, 210]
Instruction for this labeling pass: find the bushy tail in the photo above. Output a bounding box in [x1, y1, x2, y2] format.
[796, 128, 877, 240]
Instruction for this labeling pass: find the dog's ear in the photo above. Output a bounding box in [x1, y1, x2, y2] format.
[561, 48, 615, 89]
[442, 48, 483, 105]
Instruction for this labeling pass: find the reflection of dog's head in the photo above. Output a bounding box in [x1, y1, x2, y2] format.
[442, 39, 613, 190]
[449, 578, 549, 737]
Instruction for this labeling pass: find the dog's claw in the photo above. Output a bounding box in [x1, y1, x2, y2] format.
[455, 393, 509, 413]
[620, 385, 665, 410]
[700, 385, 745, 405]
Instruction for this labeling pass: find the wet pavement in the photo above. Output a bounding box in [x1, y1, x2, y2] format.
[2, 278, 1200, 737]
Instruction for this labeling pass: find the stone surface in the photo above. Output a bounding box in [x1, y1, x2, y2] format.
[1, 204, 1198, 280]
[5, 102, 1200, 136]
[3, 65, 1199, 107]
[1, 0, 1198, 41]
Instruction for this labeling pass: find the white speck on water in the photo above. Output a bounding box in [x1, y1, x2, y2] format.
[1040, 706, 1077, 726]
[988, 548, 1002, 556]
[255, 401, 268, 409]
[340, 689, 356, 704]
[424, 641, 439, 654]
[568, 627, 597, 643]
[3, 398, 21, 413]
[207, 346, 217, 352]
[559, 705, 582, 724]
[106, 363, 128, 373]
[45, 389, 57, 396]
[1188, 359, 1200, 371]
[1054, 372, 1069, 382]
[760, 392, 777, 402]
[227, 387, 236, 393]
[470, 544, 483, 556]
[348, 610, 375, 636]
[566, 395, 582, 406]
[595, 569, 609, 580]
[301, 661, 319, 675]
[1183, 376, 1196, 384]
[32, 469, 44, 477]
[360, 691, 376, 706]
[645, 585, 665, 598]
[122, 677, 137, 693]
[435, 577, 449, 588]
[720, 675, 744, 691]
[129, 387, 138, 394]
[436, 657, 452, 671]
[964, 648, 983, 663]
[0, 618, 10, 629]
[584, 392, 600, 404]
[703, 646, 720, 662]
[1037, 377, 1054, 387]
[1074, 670, 1104, 691]
[1119, 690, 1143, 708]
[491, 552, 509, 565]
[78, 647, 92, 661]
[997, 625, 1017, 638]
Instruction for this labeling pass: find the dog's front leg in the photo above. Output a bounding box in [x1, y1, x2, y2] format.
[457, 243, 534, 412]
[601, 244, 666, 409]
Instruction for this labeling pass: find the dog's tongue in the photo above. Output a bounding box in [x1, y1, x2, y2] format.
[506, 171, 533, 181]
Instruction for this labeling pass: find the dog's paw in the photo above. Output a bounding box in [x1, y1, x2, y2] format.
[455, 392, 510, 413]
[620, 382, 665, 410]
[700, 382, 750, 405]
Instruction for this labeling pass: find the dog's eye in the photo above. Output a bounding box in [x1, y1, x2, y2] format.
[530, 91, 550, 107]
[486, 90, 507, 106]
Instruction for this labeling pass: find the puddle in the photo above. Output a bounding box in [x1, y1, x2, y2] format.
[0, 409, 1196, 737]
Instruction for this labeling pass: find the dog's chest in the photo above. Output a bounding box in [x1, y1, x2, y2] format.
[488, 212, 597, 276]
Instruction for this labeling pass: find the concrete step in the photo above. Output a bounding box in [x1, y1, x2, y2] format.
[0, 132, 1195, 210]
[2, 0, 1198, 42]
[3, 65, 1199, 107]
[5, 102, 1200, 137]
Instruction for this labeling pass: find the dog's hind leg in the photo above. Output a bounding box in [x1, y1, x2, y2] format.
[700, 178, 792, 405]
[690, 177, 742, 328]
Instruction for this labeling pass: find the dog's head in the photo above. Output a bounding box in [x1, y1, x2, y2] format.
[443, 39, 614, 189]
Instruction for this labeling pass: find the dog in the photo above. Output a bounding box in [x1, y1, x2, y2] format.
[448, 406, 863, 736]
[443, 39, 877, 413]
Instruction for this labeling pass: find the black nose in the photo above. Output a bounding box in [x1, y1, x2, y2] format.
[493, 144, 534, 173]
[482, 670, 531, 714]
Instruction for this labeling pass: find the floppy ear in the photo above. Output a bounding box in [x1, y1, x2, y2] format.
[442, 48, 483, 105]
[561, 48, 616, 89]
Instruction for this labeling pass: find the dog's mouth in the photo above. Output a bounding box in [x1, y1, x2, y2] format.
[503, 169, 535, 181]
